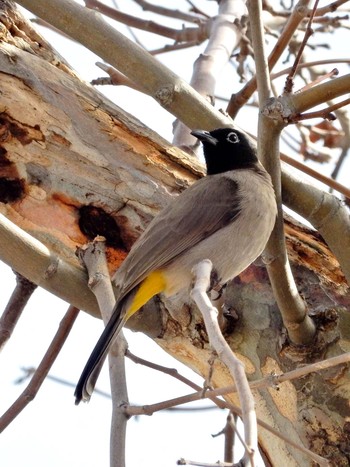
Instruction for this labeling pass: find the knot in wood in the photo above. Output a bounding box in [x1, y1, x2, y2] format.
[262, 97, 293, 123]
[155, 84, 178, 107]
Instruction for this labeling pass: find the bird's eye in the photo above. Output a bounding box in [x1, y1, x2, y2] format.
[226, 132, 240, 144]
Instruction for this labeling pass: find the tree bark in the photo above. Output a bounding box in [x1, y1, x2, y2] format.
[0, 3, 349, 465]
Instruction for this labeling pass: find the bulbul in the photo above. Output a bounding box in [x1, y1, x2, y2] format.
[75, 127, 277, 404]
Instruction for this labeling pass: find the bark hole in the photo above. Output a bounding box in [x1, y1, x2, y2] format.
[78, 205, 127, 250]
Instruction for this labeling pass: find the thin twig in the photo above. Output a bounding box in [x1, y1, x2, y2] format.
[227, 0, 311, 118]
[84, 0, 208, 42]
[331, 146, 349, 181]
[127, 380, 329, 465]
[178, 458, 235, 466]
[126, 349, 205, 392]
[132, 0, 207, 24]
[283, 0, 320, 94]
[291, 96, 350, 122]
[0, 272, 37, 350]
[0, 305, 79, 433]
[93, 62, 142, 91]
[297, 67, 339, 93]
[312, 0, 350, 16]
[16, 368, 112, 399]
[280, 152, 350, 200]
[150, 40, 204, 55]
[128, 350, 343, 465]
[270, 58, 350, 80]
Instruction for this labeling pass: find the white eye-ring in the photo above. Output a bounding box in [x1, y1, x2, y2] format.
[226, 132, 240, 144]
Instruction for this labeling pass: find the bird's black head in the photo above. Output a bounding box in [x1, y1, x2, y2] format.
[191, 128, 258, 175]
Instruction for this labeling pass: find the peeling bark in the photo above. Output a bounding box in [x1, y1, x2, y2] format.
[0, 3, 349, 465]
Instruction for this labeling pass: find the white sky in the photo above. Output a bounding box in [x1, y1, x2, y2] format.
[1, 1, 349, 466]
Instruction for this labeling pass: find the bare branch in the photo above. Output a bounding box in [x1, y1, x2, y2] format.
[0, 305, 79, 433]
[285, 73, 350, 115]
[223, 412, 236, 463]
[0, 272, 37, 350]
[282, 169, 350, 285]
[313, 0, 350, 16]
[283, 0, 320, 94]
[173, 0, 246, 146]
[132, 0, 207, 24]
[16, 0, 231, 134]
[126, 349, 206, 393]
[227, 0, 312, 118]
[248, 0, 316, 345]
[0, 214, 99, 316]
[280, 151, 350, 200]
[150, 40, 203, 55]
[291, 96, 350, 122]
[270, 58, 350, 80]
[191, 260, 258, 467]
[84, 0, 208, 42]
[77, 238, 128, 467]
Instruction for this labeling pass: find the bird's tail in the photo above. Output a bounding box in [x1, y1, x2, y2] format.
[74, 292, 133, 405]
[75, 270, 166, 404]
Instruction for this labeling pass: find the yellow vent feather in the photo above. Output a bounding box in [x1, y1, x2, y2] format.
[125, 270, 166, 321]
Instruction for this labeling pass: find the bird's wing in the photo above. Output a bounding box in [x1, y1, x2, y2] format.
[115, 173, 242, 296]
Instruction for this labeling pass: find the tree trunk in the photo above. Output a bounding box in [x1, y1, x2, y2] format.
[0, 3, 349, 465]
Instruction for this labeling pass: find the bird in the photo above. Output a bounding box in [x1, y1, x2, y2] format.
[74, 127, 277, 404]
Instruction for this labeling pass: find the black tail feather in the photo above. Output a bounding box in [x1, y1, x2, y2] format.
[74, 294, 131, 404]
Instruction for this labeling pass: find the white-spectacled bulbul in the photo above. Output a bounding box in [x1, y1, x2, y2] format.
[75, 127, 277, 404]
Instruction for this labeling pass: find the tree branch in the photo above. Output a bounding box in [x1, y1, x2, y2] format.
[248, 0, 316, 345]
[172, 0, 246, 146]
[132, 0, 207, 24]
[84, 0, 208, 42]
[0, 305, 79, 433]
[16, 0, 231, 133]
[0, 214, 99, 315]
[0, 272, 37, 350]
[281, 169, 350, 285]
[77, 237, 128, 467]
[191, 259, 258, 467]
[227, 0, 311, 118]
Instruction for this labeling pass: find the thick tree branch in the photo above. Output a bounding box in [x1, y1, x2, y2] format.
[16, 0, 231, 133]
[173, 0, 246, 146]
[0, 214, 99, 314]
[248, 0, 316, 345]
[282, 169, 350, 285]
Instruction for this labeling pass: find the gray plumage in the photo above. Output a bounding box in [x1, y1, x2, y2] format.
[75, 128, 277, 404]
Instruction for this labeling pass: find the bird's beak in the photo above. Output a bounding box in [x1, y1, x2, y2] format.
[191, 130, 218, 145]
